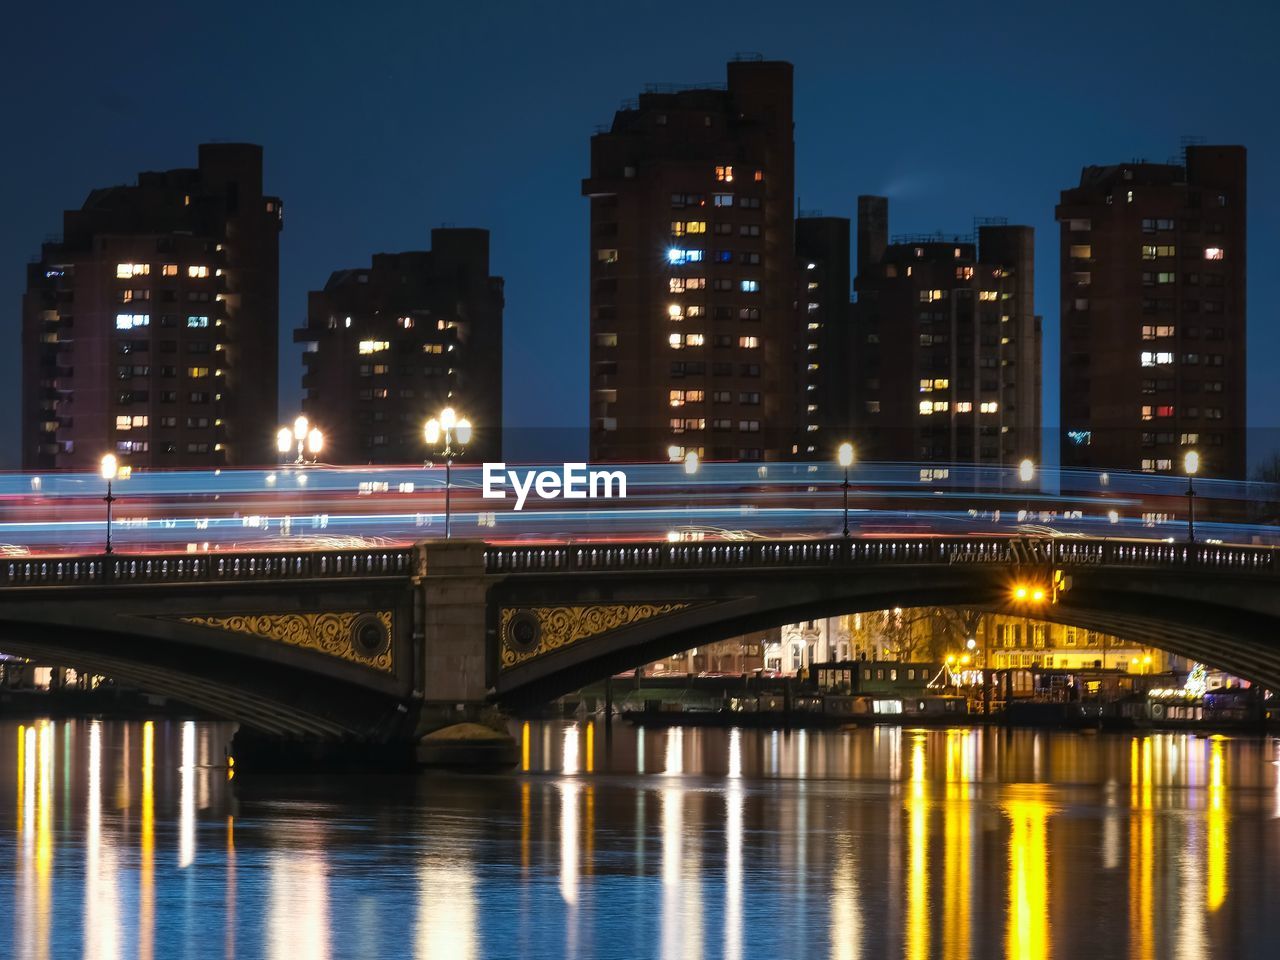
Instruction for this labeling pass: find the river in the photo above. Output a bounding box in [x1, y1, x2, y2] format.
[1, 718, 1278, 958]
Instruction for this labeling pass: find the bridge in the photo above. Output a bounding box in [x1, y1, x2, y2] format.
[2, 533, 1279, 765]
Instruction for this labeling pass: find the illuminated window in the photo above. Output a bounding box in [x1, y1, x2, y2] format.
[1069, 244, 1092, 258]
[1141, 405, 1154, 421]
[740, 280, 759, 293]
[1181, 433, 1200, 445]
[753, 169, 763, 182]
[1141, 351, 1174, 366]
[685, 333, 704, 346]
[596, 248, 618, 262]
[919, 401, 935, 415]
[187, 315, 209, 328]
[979, 290, 998, 301]
[1156, 405, 1175, 418]
[358, 340, 390, 354]
[919, 379, 933, 393]
[671, 221, 707, 236]
[715, 165, 734, 182]
[116, 313, 149, 330]
[116, 263, 150, 279]
[955, 401, 973, 412]
[161, 264, 178, 277]
[187, 265, 210, 278]
[423, 343, 445, 354]
[667, 248, 704, 264]
[738, 336, 759, 349]
[1142, 244, 1177, 259]
[1204, 247, 1225, 260]
[713, 193, 733, 207]
[919, 289, 946, 302]
[956, 266, 974, 280]
[980, 401, 999, 413]
[187, 366, 210, 378]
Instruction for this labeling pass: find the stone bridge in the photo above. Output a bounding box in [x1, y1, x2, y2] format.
[1, 536, 1278, 762]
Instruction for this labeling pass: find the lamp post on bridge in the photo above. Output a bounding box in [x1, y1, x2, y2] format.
[278, 415, 324, 465]
[100, 454, 119, 555]
[1018, 457, 1036, 524]
[837, 442, 855, 538]
[425, 407, 472, 539]
[1185, 450, 1200, 545]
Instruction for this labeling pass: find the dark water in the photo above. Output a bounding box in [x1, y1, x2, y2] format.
[1, 719, 1279, 959]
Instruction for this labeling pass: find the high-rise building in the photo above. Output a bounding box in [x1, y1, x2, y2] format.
[1056, 145, 1246, 478]
[295, 228, 503, 464]
[22, 143, 281, 470]
[583, 57, 796, 463]
[795, 216, 854, 458]
[851, 197, 1040, 466]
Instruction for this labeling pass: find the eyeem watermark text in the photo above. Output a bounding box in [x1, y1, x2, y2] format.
[482, 463, 627, 511]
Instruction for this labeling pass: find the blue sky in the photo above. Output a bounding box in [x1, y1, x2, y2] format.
[2, 0, 1276, 466]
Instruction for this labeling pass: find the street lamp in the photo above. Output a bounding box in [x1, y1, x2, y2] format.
[424, 406, 472, 539]
[279, 416, 323, 464]
[682, 450, 700, 523]
[1018, 457, 1036, 521]
[100, 454, 119, 555]
[837, 442, 855, 538]
[1185, 450, 1200, 544]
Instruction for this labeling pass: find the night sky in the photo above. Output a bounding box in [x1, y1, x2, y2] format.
[3, 0, 1277, 468]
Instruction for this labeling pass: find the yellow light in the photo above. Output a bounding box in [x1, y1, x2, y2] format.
[1014, 585, 1029, 601]
[946, 654, 956, 664]
[837, 441, 854, 468]
[1031, 588, 1045, 603]
[424, 418, 441, 445]
[1019, 458, 1035, 483]
[276, 427, 292, 453]
[667, 304, 682, 318]
[439, 406, 457, 430]
[1185, 450, 1200, 475]
[293, 415, 308, 441]
[960, 655, 971, 665]
[99, 453, 118, 481]
[306, 428, 323, 455]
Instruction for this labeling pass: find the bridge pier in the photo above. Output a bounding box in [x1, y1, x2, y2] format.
[413, 539, 516, 766]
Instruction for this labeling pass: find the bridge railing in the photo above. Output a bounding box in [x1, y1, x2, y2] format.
[483, 537, 1279, 577]
[0, 549, 415, 589]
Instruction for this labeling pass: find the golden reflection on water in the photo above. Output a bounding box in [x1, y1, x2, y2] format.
[140, 720, 154, 960]
[1130, 737, 1154, 960]
[904, 733, 928, 960]
[2, 720, 1275, 959]
[1207, 738, 1227, 912]
[943, 729, 973, 960]
[1005, 786, 1051, 960]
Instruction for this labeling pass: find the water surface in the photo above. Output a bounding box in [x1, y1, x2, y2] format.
[2, 718, 1278, 958]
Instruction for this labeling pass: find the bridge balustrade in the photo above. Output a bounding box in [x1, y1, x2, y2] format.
[482, 536, 1280, 578]
[0, 549, 413, 589]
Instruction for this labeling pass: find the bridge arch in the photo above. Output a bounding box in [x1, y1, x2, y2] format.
[487, 539, 1280, 706]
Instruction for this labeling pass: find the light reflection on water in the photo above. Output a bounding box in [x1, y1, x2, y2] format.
[1, 719, 1279, 959]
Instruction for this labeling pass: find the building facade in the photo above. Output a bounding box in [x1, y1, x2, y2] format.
[1056, 145, 1247, 478]
[583, 57, 797, 463]
[22, 143, 281, 470]
[295, 228, 503, 464]
[794, 216, 854, 458]
[851, 196, 1041, 466]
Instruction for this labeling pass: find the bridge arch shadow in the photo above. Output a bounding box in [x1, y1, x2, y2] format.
[490, 556, 1280, 707]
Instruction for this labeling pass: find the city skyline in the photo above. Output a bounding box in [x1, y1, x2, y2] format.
[3, 1, 1277, 468]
